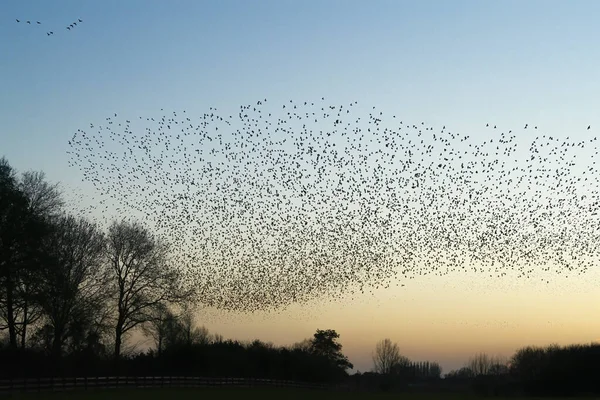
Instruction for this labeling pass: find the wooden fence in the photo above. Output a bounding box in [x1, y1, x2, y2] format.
[0, 376, 333, 394]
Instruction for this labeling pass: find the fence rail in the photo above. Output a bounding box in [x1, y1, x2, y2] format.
[0, 376, 332, 394]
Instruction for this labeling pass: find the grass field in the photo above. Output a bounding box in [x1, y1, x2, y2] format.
[2, 388, 561, 400]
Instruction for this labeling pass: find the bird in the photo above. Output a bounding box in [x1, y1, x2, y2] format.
[65, 98, 600, 313]
[36, 21, 41, 24]
[16, 19, 20, 22]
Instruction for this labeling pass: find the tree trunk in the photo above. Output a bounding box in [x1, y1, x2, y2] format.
[52, 328, 63, 359]
[5, 279, 18, 348]
[114, 324, 122, 359]
[20, 299, 28, 349]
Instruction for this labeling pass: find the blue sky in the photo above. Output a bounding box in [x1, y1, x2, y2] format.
[3, 0, 599, 183]
[3, 0, 600, 373]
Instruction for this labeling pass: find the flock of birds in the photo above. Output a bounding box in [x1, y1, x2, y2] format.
[66, 99, 598, 313]
[14, 18, 83, 36]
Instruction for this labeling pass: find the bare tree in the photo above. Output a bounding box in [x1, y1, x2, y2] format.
[12, 168, 64, 348]
[176, 304, 209, 347]
[211, 333, 224, 344]
[106, 220, 191, 358]
[19, 170, 63, 219]
[34, 215, 108, 358]
[141, 302, 173, 357]
[467, 352, 508, 376]
[373, 338, 405, 374]
[194, 325, 211, 345]
[143, 302, 210, 354]
[0, 158, 52, 349]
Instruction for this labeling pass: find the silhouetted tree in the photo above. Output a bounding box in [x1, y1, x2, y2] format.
[467, 352, 507, 376]
[18, 170, 63, 219]
[0, 158, 52, 349]
[291, 338, 312, 352]
[372, 338, 404, 374]
[17, 170, 64, 349]
[144, 304, 208, 353]
[310, 329, 353, 371]
[34, 215, 108, 358]
[141, 302, 174, 357]
[175, 305, 210, 347]
[445, 366, 475, 379]
[105, 220, 192, 358]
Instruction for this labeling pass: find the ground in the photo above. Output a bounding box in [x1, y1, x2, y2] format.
[3, 388, 561, 400]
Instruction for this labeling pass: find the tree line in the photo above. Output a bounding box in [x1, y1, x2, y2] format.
[0, 157, 352, 382]
[361, 337, 600, 396]
[3, 156, 600, 395]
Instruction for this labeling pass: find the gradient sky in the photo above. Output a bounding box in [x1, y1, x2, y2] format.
[3, 0, 600, 374]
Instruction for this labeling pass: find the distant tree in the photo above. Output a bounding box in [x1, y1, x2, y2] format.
[445, 366, 475, 379]
[468, 352, 507, 376]
[488, 362, 509, 375]
[153, 304, 207, 351]
[211, 333, 224, 344]
[310, 329, 353, 371]
[291, 338, 312, 352]
[373, 338, 405, 374]
[403, 360, 443, 379]
[105, 220, 192, 358]
[389, 356, 412, 375]
[429, 362, 443, 379]
[178, 305, 211, 347]
[141, 302, 175, 357]
[509, 345, 545, 381]
[195, 325, 211, 345]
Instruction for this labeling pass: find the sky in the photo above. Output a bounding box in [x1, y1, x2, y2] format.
[2, 0, 600, 374]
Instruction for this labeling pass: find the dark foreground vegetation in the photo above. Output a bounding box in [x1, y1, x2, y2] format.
[4, 387, 600, 400]
[2, 157, 600, 397]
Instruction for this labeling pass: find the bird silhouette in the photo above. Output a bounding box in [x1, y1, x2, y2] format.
[65, 99, 600, 312]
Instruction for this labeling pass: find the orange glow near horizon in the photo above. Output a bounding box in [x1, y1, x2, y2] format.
[169, 267, 600, 374]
